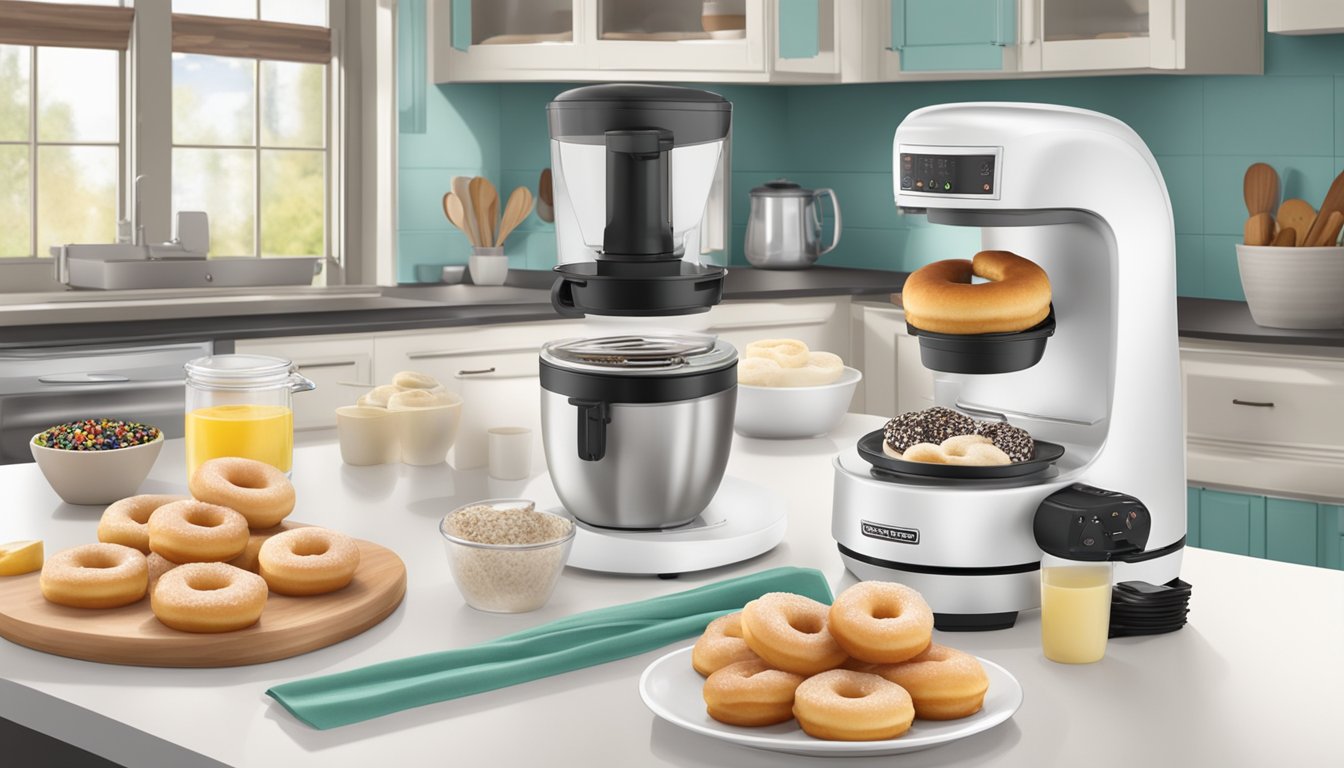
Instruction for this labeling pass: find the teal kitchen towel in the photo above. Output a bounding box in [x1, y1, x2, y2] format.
[267, 566, 833, 729]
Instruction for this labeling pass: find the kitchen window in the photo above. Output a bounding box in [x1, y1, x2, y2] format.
[0, 1, 132, 259]
[170, 0, 335, 260]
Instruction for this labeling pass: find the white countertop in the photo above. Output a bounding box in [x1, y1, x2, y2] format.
[1, 414, 1341, 768]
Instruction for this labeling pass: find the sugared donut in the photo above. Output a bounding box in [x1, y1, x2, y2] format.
[147, 500, 249, 564]
[869, 643, 990, 720]
[227, 521, 299, 573]
[146, 552, 178, 594]
[702, 659, 806, 727]
[792, 670, 915, 741]
[902, 250, 1052, 334]
[744, 339, 810, 369]
[828, 582, 934, 664]
[39, 543, 147, 609]
[739, 592, 848, 676]
[97, 494, 188, 553]
[257, 527, 360, 596]
[151, 562, 268, 633]
[189, 457, 295, 529]
[692, 613, 760, 677]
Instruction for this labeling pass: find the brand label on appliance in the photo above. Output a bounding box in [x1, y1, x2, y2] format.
[860, 520, 919, 545]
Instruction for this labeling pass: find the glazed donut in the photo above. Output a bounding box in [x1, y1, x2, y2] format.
[392, 370, 442, 390]
[146, 500, 249, 564]
[257, 527, 360, 596]
[869, 643, 990, 720]
[39, 543, 147, 609]
[792, 670, 915, 741]
[227, 521, 299, 573]
[357, 384, 403, 408]
[151, 562, 268, 633]
[744, 338, 811, 369]
[739, 351, 845, 388]
[702, 660, 806, 727]
[189, 457, 295, 529]
[739, 592, 848, 676]
[902, 250, 1051, 334]
[692, 613, 760, 677]
[888, 435, 1011, 467]
[146, 552, 178, 594]
[827, 582, 934, 664]
[97, 494, 188, 553]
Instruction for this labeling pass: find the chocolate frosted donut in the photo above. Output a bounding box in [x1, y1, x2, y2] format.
[974, 421, 1034, 462]
[882, 407, 976, 454]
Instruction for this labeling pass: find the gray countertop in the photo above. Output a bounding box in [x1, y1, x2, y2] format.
[1, 268, 1340, 351]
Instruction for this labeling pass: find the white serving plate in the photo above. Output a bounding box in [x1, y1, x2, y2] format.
[639, 645, 1022, 757]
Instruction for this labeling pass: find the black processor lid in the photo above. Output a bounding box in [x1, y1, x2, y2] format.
[551, 261, 726, 317]
[540, 334, 738, 404]
[548, 84, 731, 147]
[750, 179, 813, 197]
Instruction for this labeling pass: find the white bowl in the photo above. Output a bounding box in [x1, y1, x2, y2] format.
[734, 366, 862, 439]
[30, 430, 164, 505]
[1236, 244, 1344, 329]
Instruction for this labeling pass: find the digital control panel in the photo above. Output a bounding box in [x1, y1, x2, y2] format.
[899, 152, 997, 196]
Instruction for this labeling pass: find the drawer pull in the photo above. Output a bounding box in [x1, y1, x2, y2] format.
[458, 367, 496, 376]
[296, 361, 359, 371]
[1232, 399, 1275, 408]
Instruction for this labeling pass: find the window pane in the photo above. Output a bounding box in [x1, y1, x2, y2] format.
[172, 0, 254, 18]
[260, 150, 324, 257]
[261, 0, 327, 26]
[260, 61, 324, 148]
[173, 148, 254, 256]
[173, 54, 255, 146]
[0, 146, 30, 257]
[36, 47, 119, 143]
[37, 146, 118, 253]
[0, 46, 30, 142]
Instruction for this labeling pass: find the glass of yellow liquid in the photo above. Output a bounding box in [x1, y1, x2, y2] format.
[184, 355, 315, 477]
[1040, 555, 1113, 664]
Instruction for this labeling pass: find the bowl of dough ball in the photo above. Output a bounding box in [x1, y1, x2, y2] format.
[734, 339, 862, 439]
[30, 419, 164, 505]
[439, 499, 575, 613]
[339, 371, 463, 466]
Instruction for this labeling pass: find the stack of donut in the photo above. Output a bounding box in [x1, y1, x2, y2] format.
[39, 457, 362, 634]
[901, 250, 1052, 335]
[695, 581, 990, 741]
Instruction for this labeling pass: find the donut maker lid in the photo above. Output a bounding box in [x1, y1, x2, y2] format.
[855, 429, 1066, 481]
[906, 306, 1055, 375]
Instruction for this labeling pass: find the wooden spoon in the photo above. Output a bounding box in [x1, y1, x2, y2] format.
[451, 176, 480, 246]
[1270, 227, 1296, 247]
[1276, 199, 1316, 246]
[1243, 163, 1279, 216]
[495, 187, 534, 247]
[537, 168, 555, 223]
[1304, 168, 1344, 247]
[1244, 212, 1274, 247]
[471, 176, 498, 249]
[442, 192, 469, 236]
[1306, 210, 1344, 247]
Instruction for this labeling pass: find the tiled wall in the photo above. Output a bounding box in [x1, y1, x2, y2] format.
[397, 10, 1344, 297]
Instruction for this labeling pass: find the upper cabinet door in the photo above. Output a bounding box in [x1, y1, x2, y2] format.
[1027, 0, 1177, 71]
[434, 0, 593, 82]
[886, 0, 1018, 73]
[771, 0, 842, 78]
[592, 0, 767, 74]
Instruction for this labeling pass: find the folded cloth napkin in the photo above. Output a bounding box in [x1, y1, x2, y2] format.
[267, 566, 833, 730]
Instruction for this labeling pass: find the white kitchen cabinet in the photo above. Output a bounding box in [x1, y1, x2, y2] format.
[1180, 338, 1344, 502]
[234, 336, 376, 431]
[853, 301, 934, 418]
[702, 297, 852, 365]
[1269, 0, 1344, 35]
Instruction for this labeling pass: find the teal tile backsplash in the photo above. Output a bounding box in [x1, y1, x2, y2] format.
[397, 5, 1344, 296]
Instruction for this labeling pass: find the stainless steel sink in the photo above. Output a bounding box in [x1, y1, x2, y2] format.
[55, 245, 321, 290]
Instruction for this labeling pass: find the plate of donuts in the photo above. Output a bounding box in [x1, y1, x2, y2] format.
[639, 646, 1023, 757]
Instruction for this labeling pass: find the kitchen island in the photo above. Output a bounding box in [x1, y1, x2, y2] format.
[1, 414, 1340, 767]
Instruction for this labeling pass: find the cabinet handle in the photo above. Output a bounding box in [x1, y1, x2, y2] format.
[407, 345, 538, 360]
[458, 367, 496, 376]
[296, 361, 358, 370]
[1232, 399, 1274, 408]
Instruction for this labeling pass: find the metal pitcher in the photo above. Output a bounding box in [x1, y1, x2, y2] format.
[743, 179, 841, 269]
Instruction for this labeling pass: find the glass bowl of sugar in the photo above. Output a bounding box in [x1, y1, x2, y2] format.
[439, 499, 575, 613]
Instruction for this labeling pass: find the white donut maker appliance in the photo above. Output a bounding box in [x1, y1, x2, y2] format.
[830, 103, 1187, 630]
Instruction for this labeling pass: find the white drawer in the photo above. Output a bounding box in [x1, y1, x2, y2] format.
[1181, 344, 1344, 452]
[236, 335, 374, 430]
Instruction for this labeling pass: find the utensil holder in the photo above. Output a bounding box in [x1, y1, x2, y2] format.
[469, 247, 508, 286]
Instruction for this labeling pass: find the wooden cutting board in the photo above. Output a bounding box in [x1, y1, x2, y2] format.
[0, 538, 405, 668]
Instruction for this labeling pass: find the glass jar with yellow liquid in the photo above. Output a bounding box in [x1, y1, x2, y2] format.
[184, 355, 315, 477]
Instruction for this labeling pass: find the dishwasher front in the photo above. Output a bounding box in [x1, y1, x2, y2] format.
[0, 340, 215, 464]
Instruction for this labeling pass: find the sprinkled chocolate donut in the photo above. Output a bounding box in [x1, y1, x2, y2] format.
[882, 407, 977, 454]
[974, 421, 1034, 462]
